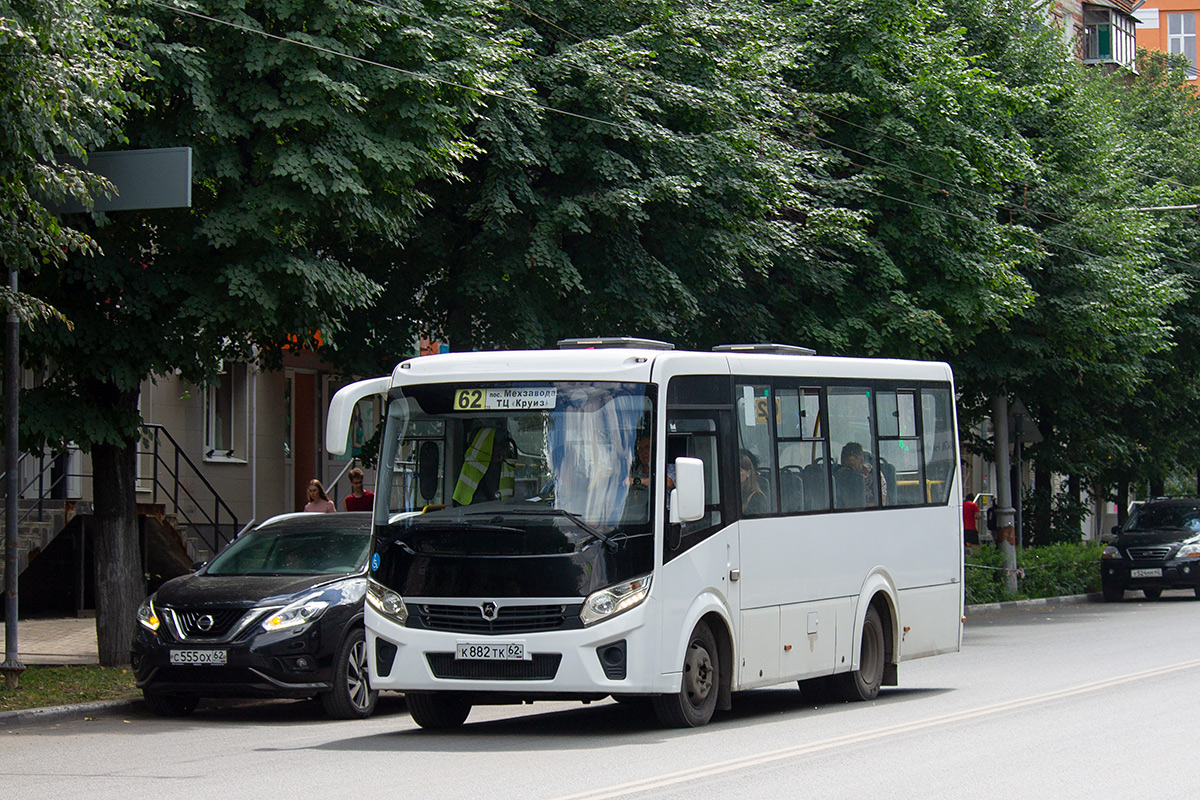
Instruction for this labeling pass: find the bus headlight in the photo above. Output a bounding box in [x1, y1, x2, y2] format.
[367, 577, 408, 625]
[580, 575, 651, 626]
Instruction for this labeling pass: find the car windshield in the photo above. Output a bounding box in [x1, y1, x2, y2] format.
[376, 381, 655, 533]
[205, 523, 371, 576]
[1125, 504, 1200, 533]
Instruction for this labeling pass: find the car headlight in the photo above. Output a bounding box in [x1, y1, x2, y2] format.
[1176, 543, 1200, 559]
[137, 596, 160, 632]
[366, 577, 408, 625]
[580, 574, 651, 626]
[1101, 546, 1122, 560]
[262, 592, 330, 632]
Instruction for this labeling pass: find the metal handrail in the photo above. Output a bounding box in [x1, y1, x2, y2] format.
[1, 426, 238, 557]
[143, 424, 239, 554]
[327, 458, 358, 507]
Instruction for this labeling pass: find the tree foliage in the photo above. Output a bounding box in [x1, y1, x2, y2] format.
[0, 0, 144, 323]
[16, 0, 505, 663]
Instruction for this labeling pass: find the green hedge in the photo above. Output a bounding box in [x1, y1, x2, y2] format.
[965, 542, 1104, 605]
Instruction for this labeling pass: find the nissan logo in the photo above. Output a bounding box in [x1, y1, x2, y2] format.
[480, 602, 498, 621]
[197, 614, 215, 632]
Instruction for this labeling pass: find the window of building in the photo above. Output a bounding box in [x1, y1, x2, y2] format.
[1169, 13, 1198, 78]
[205, 362, 249, 462]
[1084, 6, 1136, 68]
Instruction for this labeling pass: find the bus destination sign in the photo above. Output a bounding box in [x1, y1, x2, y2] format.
[453, 387, 557, 411]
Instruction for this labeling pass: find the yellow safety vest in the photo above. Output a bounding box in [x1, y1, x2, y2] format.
[452, 429, 516, 505]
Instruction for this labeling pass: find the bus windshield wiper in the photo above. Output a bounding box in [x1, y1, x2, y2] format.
[487, 507, 619, 552]
[412, 518, 525, 534]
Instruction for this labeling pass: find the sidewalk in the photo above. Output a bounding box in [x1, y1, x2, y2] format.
[0, 617, 99, 665]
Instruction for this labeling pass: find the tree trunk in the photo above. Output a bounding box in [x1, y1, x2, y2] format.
[91, 436, 142, 667]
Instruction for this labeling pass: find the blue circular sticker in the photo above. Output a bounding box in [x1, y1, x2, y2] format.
[371, 552, 380, 572]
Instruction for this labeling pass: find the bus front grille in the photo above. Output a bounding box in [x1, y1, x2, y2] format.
[425, 653, 562, 680]
[414, 603, 581, 634]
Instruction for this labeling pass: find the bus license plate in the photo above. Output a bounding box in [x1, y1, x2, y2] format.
[1131, 568, 1162, 579]
[455, 642, 527, 661]
[170, 649, 227, 666]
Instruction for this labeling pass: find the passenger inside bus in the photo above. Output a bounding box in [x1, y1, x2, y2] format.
[626, 433, 674, 491]
[838, 441, 886, 508]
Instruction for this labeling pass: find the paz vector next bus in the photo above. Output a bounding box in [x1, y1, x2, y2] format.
[325, 338, 963, 729]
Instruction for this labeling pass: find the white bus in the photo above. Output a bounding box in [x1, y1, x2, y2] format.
[326, 338, 963, 729]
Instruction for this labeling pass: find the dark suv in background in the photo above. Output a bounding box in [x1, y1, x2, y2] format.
[131, 512, 377, 718]
[1101, 498, 1200, 602]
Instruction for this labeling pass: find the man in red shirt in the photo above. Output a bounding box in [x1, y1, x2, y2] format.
[963, 494, 980, 546]
[344, 467, 374, 511]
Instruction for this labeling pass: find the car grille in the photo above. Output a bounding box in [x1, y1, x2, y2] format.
[167, 608, 250, 640]
[425, 652, 562, 680]
[414, 603, 579, 635]
[1127, 546, 1173, 561]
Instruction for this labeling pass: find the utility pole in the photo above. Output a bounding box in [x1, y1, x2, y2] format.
[2, 265, 25, 688]
[992, 395, 1018, 595]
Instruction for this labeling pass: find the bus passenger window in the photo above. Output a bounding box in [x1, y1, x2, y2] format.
[876, 389, 922, 506]
[736, 384, 777, 516]
[828, 386, 881, 509]
[776, 388, 827, 513]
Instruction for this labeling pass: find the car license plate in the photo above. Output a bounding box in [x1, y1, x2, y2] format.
[1131, 568, 1163, 579]
[455, 642, 527, 661]
[170, 649, 227, 666]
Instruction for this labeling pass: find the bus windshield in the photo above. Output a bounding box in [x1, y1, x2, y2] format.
[376, 381, 656, 535]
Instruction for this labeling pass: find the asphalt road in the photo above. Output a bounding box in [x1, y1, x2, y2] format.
[4, 594, 1200, 799]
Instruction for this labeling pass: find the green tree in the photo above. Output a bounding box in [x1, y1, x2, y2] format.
[1094, 49, 1200, 504]
[0, 0, 143, 322]
[19, 0, 503, 664]
[333, 0, 863, 360]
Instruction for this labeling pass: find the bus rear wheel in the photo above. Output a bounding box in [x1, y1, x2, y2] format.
[835, 604, 885, 702]
[407, 693, 471, 729]
[652, 620, 719, 728]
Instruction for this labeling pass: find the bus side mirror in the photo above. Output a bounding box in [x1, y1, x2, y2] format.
[326, 376, 390, 456]
[670, 457, 705, 523]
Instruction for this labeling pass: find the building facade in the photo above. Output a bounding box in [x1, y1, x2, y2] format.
[1134, 1, 1200, 81]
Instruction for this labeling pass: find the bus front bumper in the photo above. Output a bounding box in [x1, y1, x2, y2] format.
[365, 602, 671, 697]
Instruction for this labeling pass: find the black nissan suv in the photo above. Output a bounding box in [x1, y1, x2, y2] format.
[131, 512, 377, 718]
[1101, 498, 1200, 602]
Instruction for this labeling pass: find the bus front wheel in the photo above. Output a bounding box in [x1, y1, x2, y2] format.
[652, 620, 719, 727]
[407, 693, 471, 729]
[835, 604, 885, 702]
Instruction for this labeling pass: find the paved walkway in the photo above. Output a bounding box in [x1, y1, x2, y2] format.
[0, 617, 99, 665]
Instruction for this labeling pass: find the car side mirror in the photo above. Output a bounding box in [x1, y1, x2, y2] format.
[670, 457, 705, 523]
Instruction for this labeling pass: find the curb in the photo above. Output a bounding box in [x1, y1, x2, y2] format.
[965, 592, 1103, 614]
[0, 697, 141, 729]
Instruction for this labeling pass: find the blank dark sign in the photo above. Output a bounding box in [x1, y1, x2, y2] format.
[55, 147, 192, 213]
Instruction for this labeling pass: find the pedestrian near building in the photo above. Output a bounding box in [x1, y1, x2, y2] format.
[303, 479, 336, 513]
[344, 467, 374, 511]
[963, 493, 981, 546]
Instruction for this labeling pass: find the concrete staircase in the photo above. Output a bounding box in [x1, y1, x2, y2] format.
[1, 499, 90, 577]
